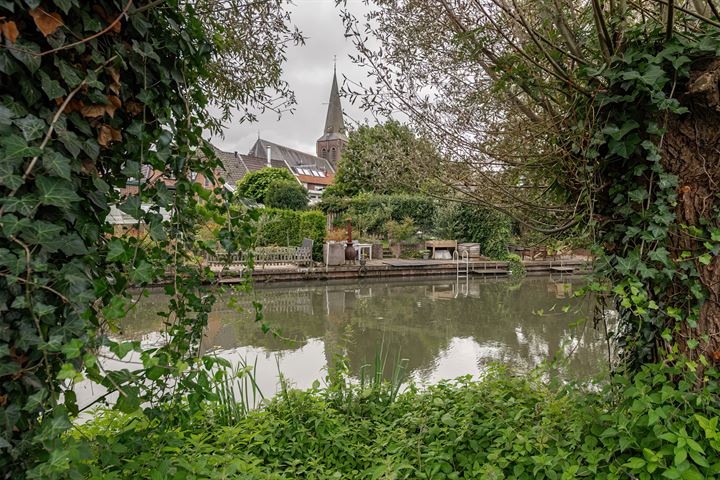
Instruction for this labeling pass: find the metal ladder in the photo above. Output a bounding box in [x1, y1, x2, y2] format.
[453, 250, 469, 279]
[453, 250, 469, 298]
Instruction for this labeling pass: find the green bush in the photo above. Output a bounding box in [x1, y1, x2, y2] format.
[322, 193, 436, 237]
[78, 360, 720, 479]
[264, 180, 309, 210]
[256, 208, 325, 260]
[436, 203, 512, 259]
[236, 168, 297, 202]
[387, 217, 416, 242]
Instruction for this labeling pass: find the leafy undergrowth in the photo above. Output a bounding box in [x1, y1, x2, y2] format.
[77, 362, 720, 480]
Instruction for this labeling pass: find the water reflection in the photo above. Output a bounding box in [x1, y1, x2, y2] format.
[117, 275, 608, 395]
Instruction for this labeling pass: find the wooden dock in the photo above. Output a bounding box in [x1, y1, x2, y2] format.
[211, 257, 592, 284]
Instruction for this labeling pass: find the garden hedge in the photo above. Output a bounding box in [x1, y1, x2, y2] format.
[256, 208, 325, 260]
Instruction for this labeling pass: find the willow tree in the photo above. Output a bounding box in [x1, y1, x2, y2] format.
[339, 0, 720, 370]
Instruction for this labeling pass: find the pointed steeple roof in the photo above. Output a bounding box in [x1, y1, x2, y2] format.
[318, 67, 348, 142]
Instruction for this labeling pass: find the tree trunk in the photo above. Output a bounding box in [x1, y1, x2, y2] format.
[662, 58, 720, 365]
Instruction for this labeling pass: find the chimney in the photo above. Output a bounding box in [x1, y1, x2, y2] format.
[266, 145, 272, 167]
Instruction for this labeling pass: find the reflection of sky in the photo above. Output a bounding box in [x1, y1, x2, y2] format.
[412, 337, 490, 384]
[217, 339, 327, 396]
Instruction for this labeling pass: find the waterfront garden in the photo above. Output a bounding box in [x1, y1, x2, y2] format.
[2, 1, 720, 479]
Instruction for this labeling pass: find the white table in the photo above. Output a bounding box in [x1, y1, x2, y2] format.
[354, 243, 373, 260]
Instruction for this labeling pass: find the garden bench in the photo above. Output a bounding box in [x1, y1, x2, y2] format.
[205, 238, 314, 270]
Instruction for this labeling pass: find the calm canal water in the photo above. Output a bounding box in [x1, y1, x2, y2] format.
[100, 275, 608, 399]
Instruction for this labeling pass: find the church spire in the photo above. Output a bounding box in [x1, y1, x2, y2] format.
[323, 67, 345, 135]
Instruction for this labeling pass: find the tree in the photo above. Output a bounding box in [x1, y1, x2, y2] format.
[196, 0, 304, 122]
[327, 120, 443, 197]
[236, 167, 297, 202]
[339, 1, 720, 369]
[0, 0, 295, 476]
[264, 179, 309, 210]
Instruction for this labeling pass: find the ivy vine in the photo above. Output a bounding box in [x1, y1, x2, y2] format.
[581, 28, 720, 372]
[0, 1, 258, 477]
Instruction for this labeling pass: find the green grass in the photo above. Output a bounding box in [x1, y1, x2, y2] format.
[74, 360, 720, 480]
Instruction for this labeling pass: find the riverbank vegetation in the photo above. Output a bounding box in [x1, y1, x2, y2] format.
[77, 360, 720, 479]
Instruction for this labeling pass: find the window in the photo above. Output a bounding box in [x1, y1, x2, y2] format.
[331, 147, 336, 161]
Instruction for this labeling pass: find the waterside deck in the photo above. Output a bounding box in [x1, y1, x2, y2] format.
[213, 257, 592, 284]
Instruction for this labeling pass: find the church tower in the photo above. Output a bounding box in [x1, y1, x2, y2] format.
[316, 67, 348, 172]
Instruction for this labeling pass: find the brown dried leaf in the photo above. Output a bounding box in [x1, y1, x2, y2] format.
[126, 101, 143, 116]
[107, 67, 121, 94]
[29, 8, 63, 37]
[65, 98, 85, 113]
[98, 124, 121, 147]
[0, 20, 19, 43]
[105, 95, 121, 118]
[81, 104, 106, 118]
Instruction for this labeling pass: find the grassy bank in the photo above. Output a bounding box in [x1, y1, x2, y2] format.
[76, 362, 720, 479]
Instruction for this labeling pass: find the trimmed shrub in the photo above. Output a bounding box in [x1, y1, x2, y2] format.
[322, 193, 435, 237]
[236, 168, 297, 202]
[264, 180, 308, 210]
[435, 203, 512, 259]
[256, 208, 325, 260]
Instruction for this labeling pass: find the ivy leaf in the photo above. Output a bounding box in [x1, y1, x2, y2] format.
[52, 0, 73, 14]
[130, 260, 154, 284]
[38, 71, 66, 100]
[115, 385, 141, 413]
[0, 104, 15, 126]
[36, 176, 82, 208]
[30, 220, 64, 242]
[119, 195, 142, 219]
[1, 134, 43, 159]
[698, 253, 712, 266]
[106, 238, 128, 262]
[640, 64, 666, 86]
[42, 151, 73, 180]
[15, 114, 47, 142]
[1, 195, 38, 217]
[9, 39, 41, 73]
[54, 58, 83, 88]
[58, 130, 82, 158]
[0, 161, 22, 190]
[56, 363, 83, 382]
[58, 233, 88, 255]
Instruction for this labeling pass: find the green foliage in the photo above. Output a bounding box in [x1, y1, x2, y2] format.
[0, 1, 261, 476]
[386, 217, 416, 242]
[436, 203, 513, 259]
[78, 360, 720, 479]
[256, 208, 325, 260]
[327, 120, 442, 197]
[236, 167, 297, 202]
[264, 179, 308, 210]
[507, 253, 526, 278]
[578, 32, 720, 369]
[322, 193, 435, 237]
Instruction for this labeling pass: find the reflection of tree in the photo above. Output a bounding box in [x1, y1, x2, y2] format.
[119, 276, 607, 381]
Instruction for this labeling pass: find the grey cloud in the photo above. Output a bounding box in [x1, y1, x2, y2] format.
[209, 0, 371, 156]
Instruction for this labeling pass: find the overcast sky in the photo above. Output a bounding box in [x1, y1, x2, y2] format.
[209, 0, 373, 156]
